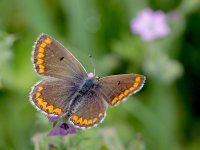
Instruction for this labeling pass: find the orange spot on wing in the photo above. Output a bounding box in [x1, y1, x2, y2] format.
[39, 68, 45, 73]
[38, 47, 44, 53]
[98, 113, 103, 118]
[129, 87, 135, 92]
[124, 90, 130, 96]
[72, 115, 78, 122]
[82, 119, 88, 125]
[111, 97, 118, 105]
[118, 94, 124, 99]
[77, 117, 83, 124]
[93, 118, 98, 123]
[45, 38, 52, 44]
[133, 82, 139, 88]
[135, 76, 141, 82]
[39, 65, 45, 69]
[41, 101, 47, 109]
[40, 42, 47, 48]
[87, 119, 93, 125]
[38, 86, 43, 91]
[53, 108, 62, 115]
[38, 53, 44, 58]
[46, 105, 54, 113]
[36, 92, 41, 98]
[37, 98, 43, 104]
[37, 59, 44, 65]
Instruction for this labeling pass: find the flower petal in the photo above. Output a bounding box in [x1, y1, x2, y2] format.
[47, 115, 60, 122]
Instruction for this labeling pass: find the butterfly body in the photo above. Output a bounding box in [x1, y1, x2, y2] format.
[66, 77, 99, 116]
[78, 77, 98, 95]
[30, 34, 146, 128]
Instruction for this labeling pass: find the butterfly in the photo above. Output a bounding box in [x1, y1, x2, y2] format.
[30, 33, 146, 128]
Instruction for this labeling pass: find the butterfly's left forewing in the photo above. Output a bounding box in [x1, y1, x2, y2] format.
[32, 34, 87, 80]
[98, 74, 145, 106]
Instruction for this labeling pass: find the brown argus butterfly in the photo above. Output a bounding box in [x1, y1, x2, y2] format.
[30, 34, 146, 128]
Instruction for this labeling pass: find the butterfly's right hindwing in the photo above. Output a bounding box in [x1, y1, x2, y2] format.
[69, 91, 107, 128]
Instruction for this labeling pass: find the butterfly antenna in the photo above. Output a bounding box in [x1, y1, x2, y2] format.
[89, 54, 96, 75]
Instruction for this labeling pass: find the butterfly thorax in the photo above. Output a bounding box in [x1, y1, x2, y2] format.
[78, 78, 97, 95]
[67, 78, 98, 116]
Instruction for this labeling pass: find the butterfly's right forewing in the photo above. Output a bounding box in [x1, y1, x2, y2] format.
[99, 74, 145, 106]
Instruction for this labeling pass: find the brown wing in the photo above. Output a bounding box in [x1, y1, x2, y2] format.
[30, 78, 77, 116]
[98, 74, 145, 106]
[32, 33, 87, 80]
[69, 91, 107, 128]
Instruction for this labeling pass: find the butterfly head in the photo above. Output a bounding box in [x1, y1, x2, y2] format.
[87, 72, 95, 79]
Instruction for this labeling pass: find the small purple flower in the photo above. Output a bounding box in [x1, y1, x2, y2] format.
[48, 123, 79, 137]
[130, 8, 170, 41]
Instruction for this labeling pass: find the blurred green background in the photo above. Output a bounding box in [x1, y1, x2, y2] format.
[0, 0, 200, 150]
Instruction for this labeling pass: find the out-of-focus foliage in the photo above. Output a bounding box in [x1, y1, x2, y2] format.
[0, 0, 200, 150]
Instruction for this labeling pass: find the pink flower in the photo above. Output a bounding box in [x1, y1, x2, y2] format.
[130, 8, 170, 41]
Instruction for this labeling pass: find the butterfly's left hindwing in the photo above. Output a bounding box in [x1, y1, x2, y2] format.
[30, 78, 78, 116]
